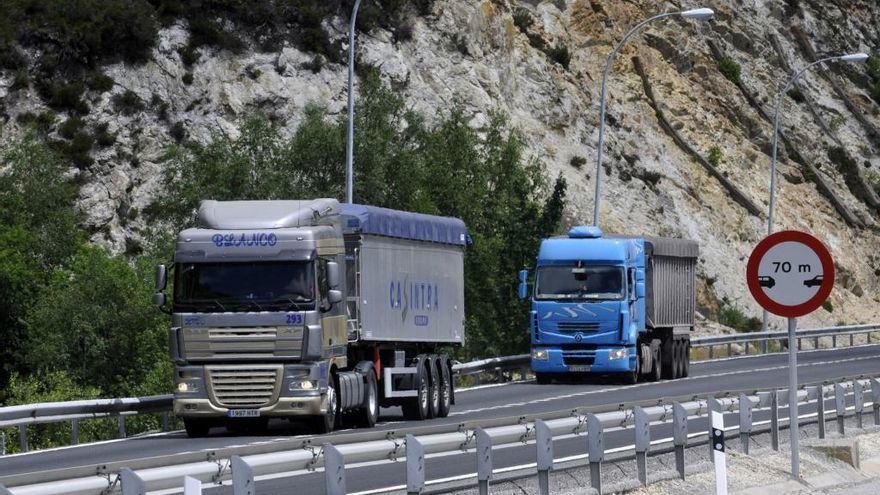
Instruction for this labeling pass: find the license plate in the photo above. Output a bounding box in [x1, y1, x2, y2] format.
[227, 409, 260, 418]
[568, 365, 591, 372]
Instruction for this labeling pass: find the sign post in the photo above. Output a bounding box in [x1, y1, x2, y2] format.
[747, 230, 834, 480]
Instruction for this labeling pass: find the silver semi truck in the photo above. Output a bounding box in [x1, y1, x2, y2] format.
[153, 199, 468, 436]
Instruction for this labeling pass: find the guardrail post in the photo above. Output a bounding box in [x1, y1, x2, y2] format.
[476, 428, 493, 495]
[873, 379, 880, 426]
[797, 338, 801, 351]
[816, 385, 826, 439]
[587, 414, 604, 493]
[184, 476, 202, 495]
[1, 431, 5, 456]
[324, 444, 346, 495]
[535, 419, 553, 495]
[118, 415, 127, 439]
[18, 424, 27, 453]
[744, 341, 750, 355]
[835, 383, 846, 435]
[71, 419, 80, 445]
[854, 380, 864, 429]
[709, 345, 714, 359]
[726, 343, 732, 357]
[707, 396, 719, 462]
[634, 406, 649, 486]
[120, 468, 146, 495]
[738, 394, 752, 454]
[761, 339, 768, 354]
[849, 334, 854, 346]
[814, 336, 819, 349]
[770, 390, 779, 451]
[832, 335, 837, 348]
[162, 411, 170, 432]
[406, 434, 425, 495]
[673, 402, 687, 480]
[231, 455, 255, 495]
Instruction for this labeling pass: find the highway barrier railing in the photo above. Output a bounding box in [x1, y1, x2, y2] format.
[2, 374, 878, 494]
[0, 323, 878, 456]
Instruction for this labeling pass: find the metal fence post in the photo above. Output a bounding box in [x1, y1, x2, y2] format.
[18, 424, 27, 453]
[535, 419, 553, 495]
[707, 397, 718, 462]
[183, 476, 202, 495]
[587, 414, 604, 494]
[1, 431, 5, 456]
[476, 428, 492, 495]
[634, 406, 650, 486]
[324, 444, 346, 495]
[71, 419, 80, 445]
[835, 383, 846, 435]
[673, 402, 688, 480]
[854, 380, 864, 429]
[406, 434, 425, 495]
[738, 394, 752, 454]
[118, 415, 127, 439]
[873, 378, 880, 426]
[816, 385, 826, 439]
[162, 411, 170, 432]
[709, 346, 714, 359]
[120, 468, 146, 495]
[832, 335, 837, 348]
[770, 390, 779, 451]
[762, 339, 768, 354]
[231, 455, 255, 495]
[849, 334, 854, 346]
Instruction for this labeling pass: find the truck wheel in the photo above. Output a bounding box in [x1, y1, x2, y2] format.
[661, 339, 676, 380]
[682, 342, 690, 377]
[437, 356, 452, 418]
[184, 418, 211, 438]
[427, 356, 441, 419]
[535, 372, 552, 385]
[675, 340, 685, 379]
[312, 375, 339, 434]
[356, 369, 379, 428]
[648, 348, 661, 382]
[622, 353, 640, 385]
[402, 358, 430, 420]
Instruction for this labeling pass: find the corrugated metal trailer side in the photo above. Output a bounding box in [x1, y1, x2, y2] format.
[350, 235, 465, 344]
[644, 237, 699, 329]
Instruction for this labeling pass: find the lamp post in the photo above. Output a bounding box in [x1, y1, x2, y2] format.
[345, 0, 363, 204]
[760, 51, 868, 331]
[592, 8, 714, 227]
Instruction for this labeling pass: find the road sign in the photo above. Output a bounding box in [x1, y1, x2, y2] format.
[746, 230, 834, 318]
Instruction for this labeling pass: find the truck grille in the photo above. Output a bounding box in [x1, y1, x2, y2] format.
[182, 326, 303, 360]
[562, 348, 596, 366]
[207, 366, 281, 408]
[555, 322, 600, 333]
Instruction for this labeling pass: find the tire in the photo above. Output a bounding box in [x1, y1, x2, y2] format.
[437, 356, 452, 418]
[402, 358, 430, 420]
[648, 347, 661, 382]
[356, 369, 379, 428]
[661, 338, 676, 379]
[312, 374, 339, 434]
[682, 342, 690, 377]
[427, 356, 441, 419]
[184, 418, 210, 438]
[535, 372, 552, 385]
[622, 351, 640, 385]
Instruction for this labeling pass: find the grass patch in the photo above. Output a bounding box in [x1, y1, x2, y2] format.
[718, 297, 761, 332]
[717, 56, 741, 85]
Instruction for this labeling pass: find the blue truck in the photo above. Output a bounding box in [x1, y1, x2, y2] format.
[518, 226, 698, 384]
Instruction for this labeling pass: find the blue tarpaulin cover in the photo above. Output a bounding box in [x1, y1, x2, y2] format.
[341, 204, 470, 246]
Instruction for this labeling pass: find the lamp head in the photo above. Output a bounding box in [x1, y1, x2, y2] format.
[681, 8, 714, 20]
[839, 52, 869, 63]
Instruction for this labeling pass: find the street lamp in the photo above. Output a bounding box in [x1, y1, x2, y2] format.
[345, 0, 363, 204]
[592, 8, 714, 227]
[761, 51, 868, 331]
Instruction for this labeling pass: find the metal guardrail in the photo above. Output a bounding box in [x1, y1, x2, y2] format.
[4, 375, 879, 495]
[1, 323, 878, 455]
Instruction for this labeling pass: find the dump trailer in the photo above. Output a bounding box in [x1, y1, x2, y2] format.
[154, 199, 468, 437]
[518, 226, 697, 384]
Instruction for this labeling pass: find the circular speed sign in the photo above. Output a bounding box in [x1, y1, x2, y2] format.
[746, 231, 835, 318]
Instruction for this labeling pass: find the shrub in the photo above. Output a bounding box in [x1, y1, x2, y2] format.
[708, 146, 723, 167]
[527, 33, 547, 51]
[94, 122, 116, 147]
[822, 300, 834, 312]
[16, 111, 56, 133]
[182, 72, 194, 85]
[718, 298, 761, 332]
[546, 43, 571, 70]
[188, 17, 243, 52]
[45, 82, 89, 114]
[86, 71, 114, 93]
[569, 156, 587, 169]
[11, 69, 29, 90]
[395, 23, 414, 43]
[513, 8, 533, 33]
[169, 121, 187, 143]
[112, 90, 145, 115]
[178, 45, 200, 67]
[717, 56, 741, 85]
[58, 117, 85, 140]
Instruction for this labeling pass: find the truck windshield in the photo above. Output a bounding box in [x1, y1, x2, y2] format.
[174, 261, 314, 312]
[535, 265, 625, 301]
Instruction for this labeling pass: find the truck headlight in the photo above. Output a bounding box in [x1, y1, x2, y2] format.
[290, 379, 317, 391]
[532, 349, 549, 361]
[176, 381, 199, 393]
[608, 348, 628, 360]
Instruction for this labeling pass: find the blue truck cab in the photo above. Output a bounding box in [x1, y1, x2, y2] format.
[519, 226, 698, 384]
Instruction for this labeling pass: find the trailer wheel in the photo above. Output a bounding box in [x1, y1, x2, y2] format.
[184, 418, 211, 438]
[661, 338, 676, 380]
[356, 368, 379, 428]
[312, 374, 339, 434]
[437, 356, 452, 418]
[427, 356, 441, 419]
[682, 342, 690, 377]
[402, 358, 430, 420]
[648, 347, 662, 382]
[676, 340, 686, 378]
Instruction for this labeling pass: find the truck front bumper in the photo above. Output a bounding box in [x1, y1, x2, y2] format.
[174, 391, 328, 418]
[531, 346, 636, 373]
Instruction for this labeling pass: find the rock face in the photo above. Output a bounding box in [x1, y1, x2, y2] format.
[2, 0, 880, 329]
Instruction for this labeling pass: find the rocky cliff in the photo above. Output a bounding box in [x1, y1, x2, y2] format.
[1, 0, 879, 330]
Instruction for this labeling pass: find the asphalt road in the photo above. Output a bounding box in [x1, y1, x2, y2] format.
[2, 344, 879, 493]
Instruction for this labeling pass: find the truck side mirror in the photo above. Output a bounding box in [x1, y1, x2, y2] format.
[518, 269, 529, 299]
[328, 289, 343, 304]
[152, 292, 167, 307]
[155, 264, 167, 291]
[327, 261, 340, 289]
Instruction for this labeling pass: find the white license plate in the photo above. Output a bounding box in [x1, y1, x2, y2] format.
[568, 365, 591, 372]
[227, 409, 260, 418]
